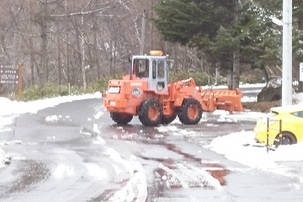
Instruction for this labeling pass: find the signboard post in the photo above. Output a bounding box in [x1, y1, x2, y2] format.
[17, 64, 22, 101]
[0, 64, 22, 101]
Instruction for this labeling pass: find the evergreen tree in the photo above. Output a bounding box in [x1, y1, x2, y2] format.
[254, 0, 303, 91]
[153, 0, 236, 45]
[236, 2, 282, 80]
[153, 0, 239, 86]
[153, 0, 303, 88]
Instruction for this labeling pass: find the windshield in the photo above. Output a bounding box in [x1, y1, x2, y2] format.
[291, 111, 303, 118]
[133, 59, 149, 78]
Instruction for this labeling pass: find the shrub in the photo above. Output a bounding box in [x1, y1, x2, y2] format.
[22, 83, 84, 101]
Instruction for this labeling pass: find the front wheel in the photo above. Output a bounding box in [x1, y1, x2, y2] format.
[274, 132, 297, 147]
[110, 112, 133, 125]
[178, 98, 202, 125]
[138, 99, 162, 126]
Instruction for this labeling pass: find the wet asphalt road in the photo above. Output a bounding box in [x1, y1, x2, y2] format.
[0, 98, 302, 201]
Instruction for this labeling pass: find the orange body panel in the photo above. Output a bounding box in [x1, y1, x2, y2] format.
[163, 78, 243, 113]
[103, 76, 243, 116]
[199, 88, 243, 112]
[103, 75, 164, 115]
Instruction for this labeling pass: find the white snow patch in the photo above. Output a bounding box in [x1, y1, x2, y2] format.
[94, 111, 104, 119]
[45, 115, 61, 122]
[85, 163, 108, 180]
[93, 123, 101, 135]
[108, 155, 147, 202]
[93, 136, 106, 145]
[53, 164, 75, 178]
[0, 149, 6, 169]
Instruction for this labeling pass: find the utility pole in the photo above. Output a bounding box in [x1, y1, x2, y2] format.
[282, 0, 292, 106]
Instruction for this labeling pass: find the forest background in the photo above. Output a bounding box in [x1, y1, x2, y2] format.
[0, 0, 302, 100]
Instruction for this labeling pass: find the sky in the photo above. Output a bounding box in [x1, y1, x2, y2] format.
[1, 87, 303, 200]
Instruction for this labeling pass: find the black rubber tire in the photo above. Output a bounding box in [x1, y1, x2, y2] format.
[110, 112, 133, 125]
[161, 114, 177, 125]
[178, 98, 202, 125]
[138, 99, 162, 126]
[274, 132, 297, 146]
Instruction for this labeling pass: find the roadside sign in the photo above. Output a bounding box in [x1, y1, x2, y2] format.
[0, 66, 18, 84]
[0, 64, 23, 101]
[300, 62, 303, 82]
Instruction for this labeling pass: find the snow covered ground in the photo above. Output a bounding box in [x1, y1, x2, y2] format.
[0, 93, 103, 168]
[1, 87, 303, 199]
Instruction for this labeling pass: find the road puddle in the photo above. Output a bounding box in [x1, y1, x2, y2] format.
[140, 142, 230, 190]
[202, 162, 230, 186]
[107, 124, 230, 191]
[163, 143, 229, 186]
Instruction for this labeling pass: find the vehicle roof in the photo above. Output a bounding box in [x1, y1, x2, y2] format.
[132, 55, 167, 59]
[271, 104, 303, 113]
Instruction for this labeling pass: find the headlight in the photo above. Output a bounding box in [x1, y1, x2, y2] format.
[107, 87, 120, 94]
[109, 101, 116, 106]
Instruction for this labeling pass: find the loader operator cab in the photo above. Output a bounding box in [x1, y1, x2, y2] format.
[131, 51, 168, 94]
[133, 59, 149, 78]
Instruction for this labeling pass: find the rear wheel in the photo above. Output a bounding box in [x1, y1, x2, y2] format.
[138, 99, 162, 126]
[274, 132, 297, 146]
[178, 98, 202, 125]
[110, 112, 133, 125]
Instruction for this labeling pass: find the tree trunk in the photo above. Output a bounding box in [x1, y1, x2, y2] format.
[232, 0, 241, 90]
[297, 8, 303, 92]
[215, 62, 220, 85]
[65, 0, 70, 84]
[56, 19, 62, 86]
[29, 3, 35, 85]
[81, 14, 87, 90]
[93, 9, 100, 80]
[109, 17, 113, 75]
[39, 1, 49, 86]
[173, 44, 179, 72]
[232, 49, 240, 89]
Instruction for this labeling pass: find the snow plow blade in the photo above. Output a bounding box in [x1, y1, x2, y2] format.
[200, 88, 243, 112]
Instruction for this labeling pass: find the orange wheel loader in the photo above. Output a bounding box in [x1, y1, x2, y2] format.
[103, 51, 243, 126]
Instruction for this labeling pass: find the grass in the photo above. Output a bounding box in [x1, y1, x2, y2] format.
[15, 69, 267, 104]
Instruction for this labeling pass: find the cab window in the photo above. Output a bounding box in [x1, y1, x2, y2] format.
[152, 60, 157, 79]
[133, 59, 149, 78]
[157, 60, 165, 78]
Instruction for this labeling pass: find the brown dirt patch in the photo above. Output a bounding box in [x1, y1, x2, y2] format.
[242, 101, 281, 112]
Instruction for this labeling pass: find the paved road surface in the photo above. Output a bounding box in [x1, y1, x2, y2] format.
[0, 98, 302, 201]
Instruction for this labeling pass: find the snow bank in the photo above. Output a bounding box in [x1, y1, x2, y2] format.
[207, 131, 303, 183]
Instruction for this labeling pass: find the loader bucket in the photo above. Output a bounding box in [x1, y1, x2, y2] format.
[201, 88, 243, 112]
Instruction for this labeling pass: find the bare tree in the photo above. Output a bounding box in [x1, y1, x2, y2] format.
[0, 0, 201, 94]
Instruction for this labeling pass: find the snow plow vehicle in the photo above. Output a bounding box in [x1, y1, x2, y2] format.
[103, 51, 243, 126]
